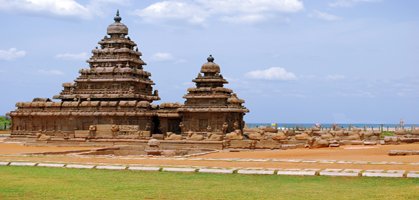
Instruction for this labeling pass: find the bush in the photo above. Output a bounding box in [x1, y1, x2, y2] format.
[0, 116, 10, 130]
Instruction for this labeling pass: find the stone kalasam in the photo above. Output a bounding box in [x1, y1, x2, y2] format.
[8, 11, 248, 143]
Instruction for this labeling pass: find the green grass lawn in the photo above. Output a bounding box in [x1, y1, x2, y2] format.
[0, 166, 418, 200]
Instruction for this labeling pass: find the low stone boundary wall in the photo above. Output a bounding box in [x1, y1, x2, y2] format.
[1, 161, 418, 178]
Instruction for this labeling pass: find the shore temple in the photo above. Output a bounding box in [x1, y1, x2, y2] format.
[8, 11, 248, 141]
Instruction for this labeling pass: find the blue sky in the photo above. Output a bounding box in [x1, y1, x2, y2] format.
[0, 0, 418, 124]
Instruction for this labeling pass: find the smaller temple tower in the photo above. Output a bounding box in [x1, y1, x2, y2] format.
[178, 55, 249, 135]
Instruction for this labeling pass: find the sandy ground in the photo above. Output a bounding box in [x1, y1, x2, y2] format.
[0, 141, 418, 171]
[0, 143, 97, 154]
[201, 144, 419, 163]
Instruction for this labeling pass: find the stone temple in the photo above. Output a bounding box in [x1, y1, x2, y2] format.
[8, 11, 248, 145]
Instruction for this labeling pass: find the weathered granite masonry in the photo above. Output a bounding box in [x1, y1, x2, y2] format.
[8, 11, 248, 146]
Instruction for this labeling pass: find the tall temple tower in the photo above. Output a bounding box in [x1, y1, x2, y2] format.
[9, 11, 164, 139]
[179, 55, 249, 135]
[8, 12, 249, 143]
[54, 10, 159, 102]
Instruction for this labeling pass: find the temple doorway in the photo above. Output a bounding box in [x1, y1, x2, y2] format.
[152, 116, 161, 134]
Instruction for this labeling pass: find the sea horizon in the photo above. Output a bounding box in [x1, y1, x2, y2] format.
[246, 123, 419, 129]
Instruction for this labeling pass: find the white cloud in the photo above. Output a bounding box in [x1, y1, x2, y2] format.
[0, 0, 128, 20]
[0, 48, 26, 61]
[0, 0, 92, 19]
[245, 67, 297, 81]
[151, 52, 175, 62]
[329, 0, 382, 8]
[326, 74, 345, 80]
[309, 10, 341, 21]
[202, 0, 304, 13]
[220, 14, 270, 24]
[56, 52, 89, 60]
[135, 1, 208, 24]
[135, 0, 304, 24]
[38, 69, 64, 75]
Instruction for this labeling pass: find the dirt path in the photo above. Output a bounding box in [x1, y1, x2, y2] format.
[201, 144, 419, 163]
[0, 143, 97, 154]
[0, 142, 418, 171]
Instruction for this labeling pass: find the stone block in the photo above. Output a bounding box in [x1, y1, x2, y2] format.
[0, 161, 10, 166]
[301, 160, 318, 163]
[319, 169, 361, 177]
[340, 140, 363, 145]
[406, 171, 419, 178]
[50, 137, 65, 141]
[329, 143, 340, 147]
[277, 169, 317, 176]
[362, 170, 405, 178]
[255, 140, 280, 149]
[37, 163, 65, 168]
[162, 167, 197, 173]
[198, 168, 234, 174]
[281, 144, 297, 150]
[96, 165, 126, 170]
[95, 124, 114, 138]
[281, 159, 302, 163]
[75, 130, 90, 138]
[363, 141, 377, 145]
[128, 166, 161, 171]
[318, 160, 336, 164]
[248, 159, 270, 162]
[9, 162, 37, 166]
[228, 140, 253, 149]
[152, 134, 164, 140]
[237, 169, 275, 175]
[66, 164, 95, 169]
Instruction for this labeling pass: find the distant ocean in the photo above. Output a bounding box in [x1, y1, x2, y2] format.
[246, 123, 418, 129]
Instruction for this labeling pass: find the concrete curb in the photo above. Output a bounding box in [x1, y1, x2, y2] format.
[198, 168, 235, 174]
[277, 169, 318, 176]
[237, 169, 275, 175]
[37, 163, 66, 168]
[1, 161, 417, 178]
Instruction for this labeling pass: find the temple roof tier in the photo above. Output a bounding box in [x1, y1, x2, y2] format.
[183, 94, 231, 99]
[92, 48, 141, 55]
[54, 93, 160, 101]
[178, 108, 249, 113]
[187, 87, 232, 93]
[79, 67, 152, 76]
[87, 58, 146, 65]
[98, 39, 137, 46]
[75, 78, 154, 85]
[192, 78, 228, 83]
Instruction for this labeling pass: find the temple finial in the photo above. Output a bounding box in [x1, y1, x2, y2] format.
[207, 54, 214, 62]
[114, 9, 121, 22]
